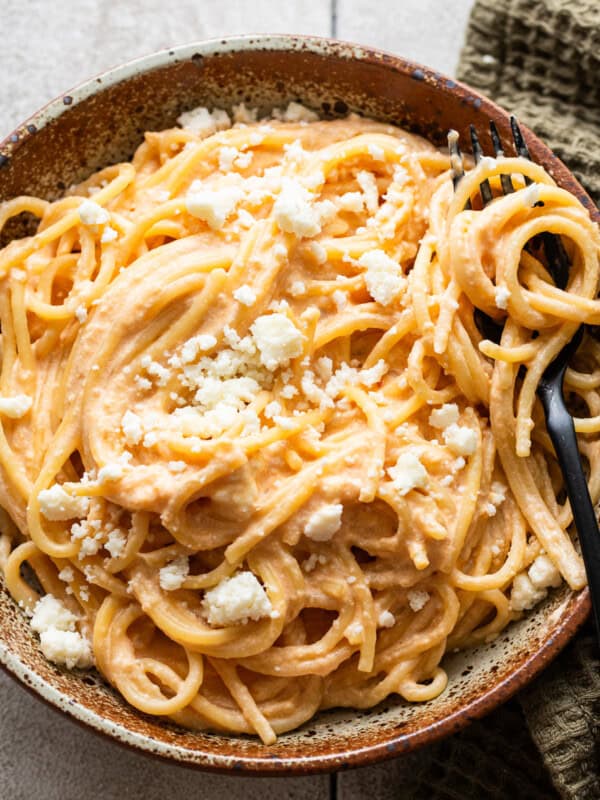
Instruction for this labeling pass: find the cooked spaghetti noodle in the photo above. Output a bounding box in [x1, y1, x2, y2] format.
[0, 104, 599, 742]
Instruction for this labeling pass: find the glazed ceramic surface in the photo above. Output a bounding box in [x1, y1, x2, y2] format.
[0, 35, 593, 774]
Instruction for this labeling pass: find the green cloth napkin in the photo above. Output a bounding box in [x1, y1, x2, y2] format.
[455, 1, 600, 797]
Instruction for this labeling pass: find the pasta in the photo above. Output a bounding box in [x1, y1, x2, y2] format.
[0, 102, 599, 743]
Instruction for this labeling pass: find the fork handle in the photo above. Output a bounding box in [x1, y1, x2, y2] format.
[537, 381, 600, 641]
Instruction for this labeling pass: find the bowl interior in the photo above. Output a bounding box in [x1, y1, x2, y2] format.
[0, 36, 592, 773]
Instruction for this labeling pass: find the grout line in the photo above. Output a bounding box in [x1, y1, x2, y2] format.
[331, 0, 338, 38]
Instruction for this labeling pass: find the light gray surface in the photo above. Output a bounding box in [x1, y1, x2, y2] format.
[0, 1, 474, 797]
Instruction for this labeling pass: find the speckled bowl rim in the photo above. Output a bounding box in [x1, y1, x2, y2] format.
[0, 33, 594, 775]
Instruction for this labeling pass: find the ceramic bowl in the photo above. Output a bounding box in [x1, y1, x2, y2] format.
[0, 34, 594, 774]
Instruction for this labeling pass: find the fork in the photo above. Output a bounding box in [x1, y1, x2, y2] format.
[449, 119, 600, 639]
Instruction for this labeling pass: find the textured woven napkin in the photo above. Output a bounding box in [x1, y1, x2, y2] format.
[455, 1, 600, 797]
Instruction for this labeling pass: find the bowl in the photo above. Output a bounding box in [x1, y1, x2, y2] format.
[0, 34, 594, 774]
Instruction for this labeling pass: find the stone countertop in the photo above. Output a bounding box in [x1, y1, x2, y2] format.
[0, 2, 474, 797]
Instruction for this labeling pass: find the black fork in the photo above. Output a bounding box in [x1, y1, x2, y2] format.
[450, 119, 600, 640]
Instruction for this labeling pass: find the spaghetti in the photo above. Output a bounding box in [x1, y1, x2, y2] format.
[0, 104, 599, 743]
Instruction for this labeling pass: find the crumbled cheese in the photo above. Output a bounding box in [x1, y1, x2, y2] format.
[159, 556, 190, 591]
[494, 284, 511, 310]
[378, 610, 396, 628]
[105, 530, 127, 558]
[304, 503, 343, 542]
[121, 410, 143, 445]
[233, 284, 257, 306]
[100, 226, 118, 243]
[387, 451, 428, 496]
[281, 384, 298, 399]
[429, 403, 459, 429]
[31, 595, 77, 634]
[30, 595, 92, 669]
[202, 571, 272, 625]
[181, 334, 217, 364]
[308, 241, 327, 264]
[251, 313, 304, 370]
[357, 170, 379, 213]
[528, 554, 562, 590]
[74, 305, 88, 323]
[358, 250, 406, 306]
[368, 144, 385, 160]
[443, 424, 478, 456]
[218, 146, 239, 172]
[332, 289, 348, 311]
[273, 178, 321, 238]
[10, 268, 26, 282]
[339, 192, 365, 213]
[78, 199, 110, 226]
[39, 628, 93, 669]
[273, 101, 319, 123]
[97, 463, 124, 483]
[232, 103, 258, 124]
[407, 590, 430, 612]
[289, 280, 306, 297]
[177, 106, 231, 136]
[264, 401, 282, 419]
[346, 622, 364, 642]
[58, 567, 74, 583]
[134, 375, 152, 391]
[38, 485, 89, 521]
[168, 460, 186, 473]
[0, 394, 32, 418]
[510, 573, 547, 611]
[185, 183, 243, 229]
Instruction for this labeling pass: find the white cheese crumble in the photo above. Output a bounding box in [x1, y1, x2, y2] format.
[339, 191, 365, 213]
[357, 170, 379, 213]
[387, 451, 428, 496]
[304, 503, 343, 542]
[74, 305, 88, 323]
[168, 460, 186, 473]
[121, 410, 143, 445]
[202, 571, 272, 626]
[58, 567, 74, 583]
[251, 313, 304, 370]
[31, 595, 77, 634]
[378, 610, 396, 628]
[358, 250, 406, 306]
[100, 225, 118, 243]
[273, 178, 321, 238]
[443, 424, 478, 456]
[528, 554, 562, 591]
[429, 403, 459, 429]
[185, 182, 243, 229]
[273, 101, 319, 123]
[290, 280, 306, 297]
[38, 628, 94, 669]
[368, 144, 385, 160]
[181, 334, 217, 364]
[308, 241, 327, 264]
[0, 394, 32, 418]
[332, 289, 348, 311]
[38, 485, 90, 521]
[105, 530, 127, 558]
[30, 595, 92, 669]
[78, 199, 110, 226]
[177, 106, 231, 136]
[159, 556, 190, 591]
[233, 284, 257, 306]
[510, 573, 547, 611]
[494, 284, 511, 310]
[97, 463, 125, 483]
[408, 590, 430, 612]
